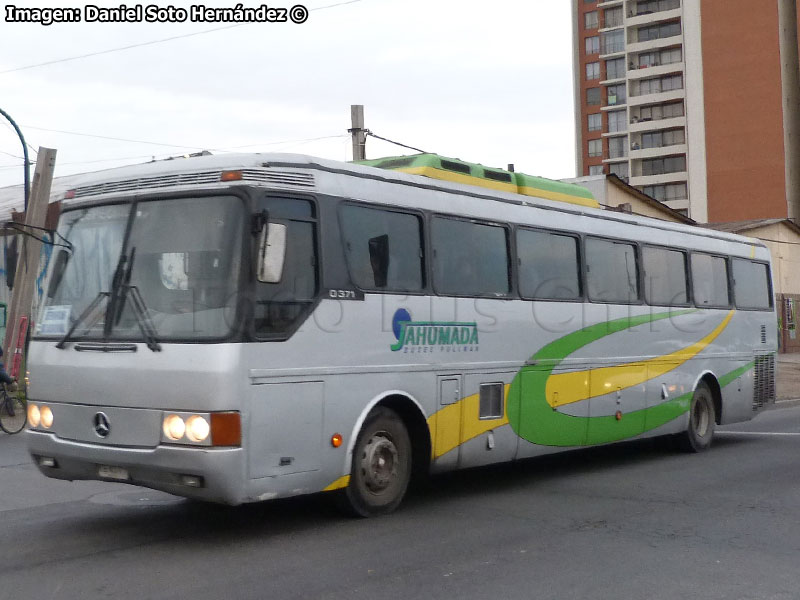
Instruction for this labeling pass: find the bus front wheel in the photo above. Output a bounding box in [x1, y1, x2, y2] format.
[341, 406, 412, 517]
[677, 383, 716, 452]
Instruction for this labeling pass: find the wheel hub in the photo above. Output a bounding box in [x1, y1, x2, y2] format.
[360, 432, 398, 493]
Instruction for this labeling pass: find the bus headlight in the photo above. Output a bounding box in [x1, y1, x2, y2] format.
[28, 404, 41, 428]
[185, 415, 210, 443]
[162, 414, 186, 441]
[160, 411, 240, 447]
[40, 406, 54, 429]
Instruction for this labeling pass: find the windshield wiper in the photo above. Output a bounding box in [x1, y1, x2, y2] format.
[55, 291, 110, 349]
[109, 246, 162, 352]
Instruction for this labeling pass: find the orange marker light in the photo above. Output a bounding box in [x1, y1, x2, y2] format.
[210, 412, 242, 447]
[331, 433, 343, 448]
[220, 170, 243, 182]
[615, 411, 623, 421]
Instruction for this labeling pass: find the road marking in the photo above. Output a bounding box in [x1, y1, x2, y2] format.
[717, 431, 800, 437]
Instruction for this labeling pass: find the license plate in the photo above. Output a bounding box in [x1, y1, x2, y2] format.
[98, 465, 130, 481]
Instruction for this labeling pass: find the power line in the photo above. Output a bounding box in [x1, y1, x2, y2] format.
[0, 0, 364, 75]
[366, 131, 428, 154]
[22, 125, 209, 150]
[0, 133, 349, 170]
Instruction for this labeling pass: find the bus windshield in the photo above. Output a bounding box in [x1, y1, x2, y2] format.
[38, 195, 245, 342]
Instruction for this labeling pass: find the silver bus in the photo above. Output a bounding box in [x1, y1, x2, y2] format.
[26, 153, 776, 516]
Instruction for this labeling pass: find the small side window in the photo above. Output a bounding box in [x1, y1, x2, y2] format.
[479, 383, 504, 419]
[643, 246, 688, 306]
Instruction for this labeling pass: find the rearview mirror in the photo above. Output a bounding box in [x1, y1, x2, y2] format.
[257, 222, 287, 283]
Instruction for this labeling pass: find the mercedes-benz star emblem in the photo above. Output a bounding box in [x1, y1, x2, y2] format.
[93, 412, 111, 438]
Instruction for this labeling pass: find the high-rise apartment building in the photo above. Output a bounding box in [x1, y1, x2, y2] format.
[572, 0, 800, 222]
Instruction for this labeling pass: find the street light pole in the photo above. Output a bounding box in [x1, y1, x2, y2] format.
[0, 108, 30, 212]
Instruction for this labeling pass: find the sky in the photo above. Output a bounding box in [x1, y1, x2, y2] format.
[0, 0, 577, 191]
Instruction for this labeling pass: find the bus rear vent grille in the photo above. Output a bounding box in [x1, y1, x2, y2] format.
[753, 354, 775, 411]
[71, 172, 223, 198]
[239, 169, 315, 188]
[760, 325, 767, 344]
[69, 169, 314, 199]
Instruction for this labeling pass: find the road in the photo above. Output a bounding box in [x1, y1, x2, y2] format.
[2, 404, 800, 600]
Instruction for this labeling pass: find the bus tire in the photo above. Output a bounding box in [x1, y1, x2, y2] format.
[341, 406, 412, 517]
[677, 382, 716, 453]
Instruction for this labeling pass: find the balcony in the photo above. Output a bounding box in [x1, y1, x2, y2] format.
[626, 62, 684, 80]
[629, 142, 687, 160]
[626, 7, 681, 28]
[628, 114, 685, 133]
[629, 171, 688, 187]
[628, 87, 684, 107]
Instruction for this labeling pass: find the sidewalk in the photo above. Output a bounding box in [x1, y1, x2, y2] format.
[777, 352, 800, 402]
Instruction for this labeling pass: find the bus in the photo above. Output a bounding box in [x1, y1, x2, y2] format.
[25, 152, 776, 516]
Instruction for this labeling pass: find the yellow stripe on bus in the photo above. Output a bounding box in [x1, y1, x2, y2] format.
[323, 475, 350, 491]
[398, 166, 517, 193]
[545, 310, 734, 408]
[517, 186, 600, 208]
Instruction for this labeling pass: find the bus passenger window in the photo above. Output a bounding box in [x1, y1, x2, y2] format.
[432, 217, 509, 297]
[586, 238, 639, 303]
[732, 258, 771, 310]
[643, 246, 688, 306]
[691, 253, 729, 307]
[340, 205, 423, 292]
[517, 229, 580, 300]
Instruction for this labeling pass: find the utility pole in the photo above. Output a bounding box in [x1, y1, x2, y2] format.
[349, 104, 367, 161]
[3, 147, 57, 377]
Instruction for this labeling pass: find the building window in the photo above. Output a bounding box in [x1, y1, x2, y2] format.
[585, 10, 598, 29]
[638, 74, 683, 96]
[608, 110, 626, 133]
[608, 136, 627, 159]
[607, 83, 626, 105]
[604, 6, 623, 28]
[638, 101, 684, 121]
[609, 162, 629, 179]
[588, 113, 602, 131]
[638, 21, 681, 43]
[601, 29, 624, 54]
[585, 35, 600, 54]
[606, 57, 625, 80]
[641, 155, 686, 176]
[587, 87, 601, 105]
[586, 61, 600, 80]
[641, 128, 685, 149]
[589, 165, 605, 175]
[588, 139, 603, 157]
[636, 0, 681, 16]
[643, 182, 687, 201]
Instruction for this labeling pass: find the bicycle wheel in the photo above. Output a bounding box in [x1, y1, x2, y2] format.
[0, 394, 27, 434]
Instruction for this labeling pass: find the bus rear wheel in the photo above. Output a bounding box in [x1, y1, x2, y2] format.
[677, 383, 716, 452]
[341, 406, 412, 517]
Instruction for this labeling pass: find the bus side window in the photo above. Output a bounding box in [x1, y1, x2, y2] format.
[339, 204, 424, 292]
[691, 253, 729, 307]
[585, 237, 639, 303]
